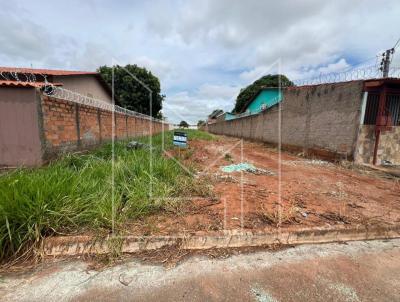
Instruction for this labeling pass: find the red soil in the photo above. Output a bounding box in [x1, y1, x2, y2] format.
[128, 135, 400, 235]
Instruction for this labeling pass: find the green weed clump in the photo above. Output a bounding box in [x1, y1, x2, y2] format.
[0, 130, 214, 263]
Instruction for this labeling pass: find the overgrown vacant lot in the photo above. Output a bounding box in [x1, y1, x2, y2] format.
[0, 130, 214, 263]
[1, 130, 400, 264]
[128, 136, 400, 235]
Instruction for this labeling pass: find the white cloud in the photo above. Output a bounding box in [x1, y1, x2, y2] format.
[318, 58, 350, 74]
[1, 0, 400, 123]
[163, 84, 240, 124]
[197, 84, 240, 100]
[239, 64, 281, 83]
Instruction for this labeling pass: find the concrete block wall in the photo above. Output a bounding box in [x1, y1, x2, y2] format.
[209, 81, 365, 160]
[40, 94, 166, 160]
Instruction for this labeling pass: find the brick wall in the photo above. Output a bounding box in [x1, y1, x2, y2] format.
[208, 81, 365, 161]
[79, 104, 101, 146]
[42, 96, 78, 152]
[40, 94, 166, 159]
[100, 110, 113, 141]
[116, 113, 127, 139]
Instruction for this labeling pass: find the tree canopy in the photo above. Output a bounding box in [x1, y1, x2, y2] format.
[98, 64, 165, 118]
[208, 109, 224, 119]
[179, 120, 189, 128]
[233, 74, 294, 113]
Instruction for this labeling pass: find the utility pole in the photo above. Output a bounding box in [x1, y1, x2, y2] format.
[379, 48, 395, 77]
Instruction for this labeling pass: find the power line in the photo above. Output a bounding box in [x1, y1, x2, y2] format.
[380, 49, 395, 77]
[393, 37, 400, 49]
[352, 55, 378, 68]
[378, 37, 400, 77]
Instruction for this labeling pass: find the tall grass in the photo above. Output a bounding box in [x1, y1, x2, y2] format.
[0, 130, 214, 262]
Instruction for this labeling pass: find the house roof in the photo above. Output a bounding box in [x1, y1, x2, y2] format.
[238, 86, 281, 114]
[0, 80, 63, 88]
[0, 67, 97, 76]
[0, 66, 113, 98]
[208, 109, 224, 119]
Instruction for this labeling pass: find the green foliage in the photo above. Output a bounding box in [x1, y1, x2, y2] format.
[179, 120, 189, 128]
[197, 120, 206, 127]
[233, 74, 294, 113]
[98, 64, 165, 118]
[208, 109, 224, 119]
[0, 130, 214, 263]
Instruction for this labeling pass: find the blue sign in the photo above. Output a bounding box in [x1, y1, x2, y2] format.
[173, 131, 187, 147]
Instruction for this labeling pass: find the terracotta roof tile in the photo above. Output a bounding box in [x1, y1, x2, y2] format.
[0, 80, 63, 88]
[0, 66, 97, 76]
[0, 66, 113, 99]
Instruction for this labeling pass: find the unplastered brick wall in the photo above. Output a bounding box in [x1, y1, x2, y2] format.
[78, 104, 101, 145]
[41, 96, 78, 150]
[40, 94, 165, 159]
[208, 81, 365, 161]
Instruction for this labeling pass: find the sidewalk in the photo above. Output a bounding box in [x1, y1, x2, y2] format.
[2, 239, 400, 302]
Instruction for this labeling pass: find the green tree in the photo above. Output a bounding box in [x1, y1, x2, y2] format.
[156, 111, 164, 120]
[98, 64, 165, 118]
[197, 120, 205, 127]
[233, 74, 294, 113]
[179, 120, 189, 128]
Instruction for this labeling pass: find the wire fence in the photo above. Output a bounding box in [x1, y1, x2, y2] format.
[0, 70, 167, 123]
[43, 85, 165, 122]
[2, 66, 400, 122]
[292, 66, 400, 86]
[0, 70, 47, 83]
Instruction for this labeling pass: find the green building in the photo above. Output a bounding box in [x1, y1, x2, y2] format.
[226, 87, 282, 120]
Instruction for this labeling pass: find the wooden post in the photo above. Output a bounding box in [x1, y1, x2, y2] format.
[373, 86, 387, 165]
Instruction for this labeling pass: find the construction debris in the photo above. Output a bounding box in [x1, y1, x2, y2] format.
[382, 159, 394, 166]
[284, 159, 333, 167]
[213, 173, 238, 183]
[220, 163, 275, 175]
[126, 141, 149, 150]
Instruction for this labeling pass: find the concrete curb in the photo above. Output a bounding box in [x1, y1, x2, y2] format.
[42, 225, 400, 256]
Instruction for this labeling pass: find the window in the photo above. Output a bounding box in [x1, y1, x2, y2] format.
[363, 93, 400, 126]
[363, 93, 379, 125]
[387, 94, 400, 126]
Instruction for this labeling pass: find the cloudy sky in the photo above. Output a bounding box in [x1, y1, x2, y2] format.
[1, 0, 400, 123]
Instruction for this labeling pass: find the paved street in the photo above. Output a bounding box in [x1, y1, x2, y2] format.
[1, 239, 400, 302]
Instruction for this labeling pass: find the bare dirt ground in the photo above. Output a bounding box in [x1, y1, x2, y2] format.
[128, 135, 400, 235]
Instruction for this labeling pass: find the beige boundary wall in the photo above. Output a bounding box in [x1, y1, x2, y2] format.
[208, 81, 365, 161]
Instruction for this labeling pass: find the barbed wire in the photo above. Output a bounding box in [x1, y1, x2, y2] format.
[0, 70, 48, 83]
[0, 70, 166, 123]
[43, 85, 165, 122]
[2, 66, 400, 121]
[292, 66, 400, 87]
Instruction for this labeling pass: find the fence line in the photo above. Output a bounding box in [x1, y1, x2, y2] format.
[0, 70, 167, 124]
[2, 66, 400, 123]
[292, 66, 400, 87]
[42, 85, 166, 123]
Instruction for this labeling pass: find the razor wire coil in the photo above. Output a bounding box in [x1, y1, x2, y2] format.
[0, 70, 166, 123]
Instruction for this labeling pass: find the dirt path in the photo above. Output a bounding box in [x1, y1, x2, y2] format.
[129, 135, 400, 235]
